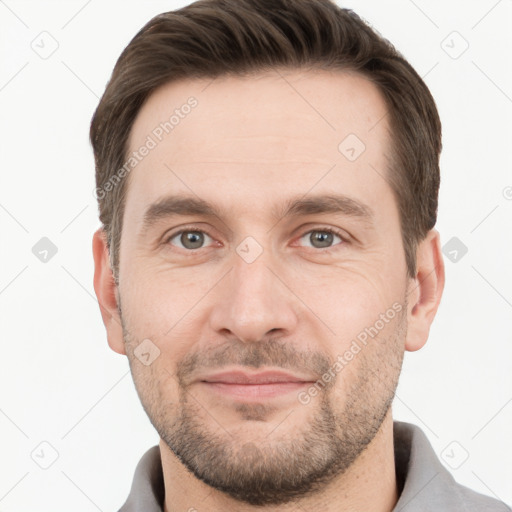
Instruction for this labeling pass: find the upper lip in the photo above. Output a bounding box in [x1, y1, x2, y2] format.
[199, 369, 316, 385]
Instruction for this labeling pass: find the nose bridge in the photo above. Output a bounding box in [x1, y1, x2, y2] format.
[232, 247, 274, 312]
[209, 237, 298, 343]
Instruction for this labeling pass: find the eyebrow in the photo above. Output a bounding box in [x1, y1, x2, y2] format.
[140, 193, 374, 234]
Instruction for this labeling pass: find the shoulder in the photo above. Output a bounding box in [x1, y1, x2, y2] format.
[393, 421, 510, 512]
[454, 483, 511, 511]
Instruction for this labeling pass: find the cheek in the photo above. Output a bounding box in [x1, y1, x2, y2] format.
[328, 305, 406, 399]
[129, 354, 180, 425]
[119, 272, 213, 381]
[119, 263, 213, 336]
[311, 268, 406, 387]
[299, 264, 403, 334]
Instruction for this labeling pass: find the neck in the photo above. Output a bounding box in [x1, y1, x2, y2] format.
[160, 410, 398, 512]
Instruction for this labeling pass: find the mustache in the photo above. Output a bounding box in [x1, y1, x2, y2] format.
[176, 338, 332, 387]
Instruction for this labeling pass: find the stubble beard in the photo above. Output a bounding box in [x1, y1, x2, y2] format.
[123, 306, 406, 506]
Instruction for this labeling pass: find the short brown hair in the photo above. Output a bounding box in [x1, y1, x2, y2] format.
[90, 0, 441, 280]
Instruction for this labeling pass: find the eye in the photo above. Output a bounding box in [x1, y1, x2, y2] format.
[164, 226, 348, 252]
[166, 229, 215, 250]
[297, 227, 346, 250]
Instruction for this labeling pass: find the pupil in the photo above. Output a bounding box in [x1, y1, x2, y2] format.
[183, 231, 203, 249]
[312, 231, 332, 248]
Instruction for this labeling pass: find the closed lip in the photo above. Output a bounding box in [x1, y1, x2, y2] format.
[199, 369, 316, 385]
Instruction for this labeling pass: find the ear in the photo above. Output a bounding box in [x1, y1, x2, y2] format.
[405, 229, 445, 352]
[92, 228, 126, 355]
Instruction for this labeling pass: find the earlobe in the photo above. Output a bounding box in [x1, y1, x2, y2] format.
[92, 228, 126, 355]
[405, 229, 445, 352]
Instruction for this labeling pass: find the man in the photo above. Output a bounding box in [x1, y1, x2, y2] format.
[89, 0, 510, 510]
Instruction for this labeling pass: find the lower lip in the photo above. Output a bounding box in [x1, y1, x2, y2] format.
[200, 381, 310, 400]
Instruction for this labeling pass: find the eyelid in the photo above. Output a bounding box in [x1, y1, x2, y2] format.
[164, 224, 350, 251]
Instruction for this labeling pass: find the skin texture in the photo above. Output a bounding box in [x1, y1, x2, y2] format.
[93, 68, 445, 511]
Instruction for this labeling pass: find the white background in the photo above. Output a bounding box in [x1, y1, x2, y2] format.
[1, 0, 511, 510]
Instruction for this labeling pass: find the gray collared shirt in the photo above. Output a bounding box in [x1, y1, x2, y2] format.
[118, 421, 510, 511]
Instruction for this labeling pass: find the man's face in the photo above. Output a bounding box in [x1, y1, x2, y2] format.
[114, 69, 411, 505]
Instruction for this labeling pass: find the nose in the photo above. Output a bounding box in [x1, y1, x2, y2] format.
[208, 248, 299, 343]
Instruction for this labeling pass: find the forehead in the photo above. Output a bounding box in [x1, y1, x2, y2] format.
[125, 68, 393, 219]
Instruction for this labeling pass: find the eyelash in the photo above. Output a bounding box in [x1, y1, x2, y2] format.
[164, 225, 349, 253]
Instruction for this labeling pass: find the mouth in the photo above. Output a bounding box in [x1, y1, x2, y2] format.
[198, 369, 316, 400]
